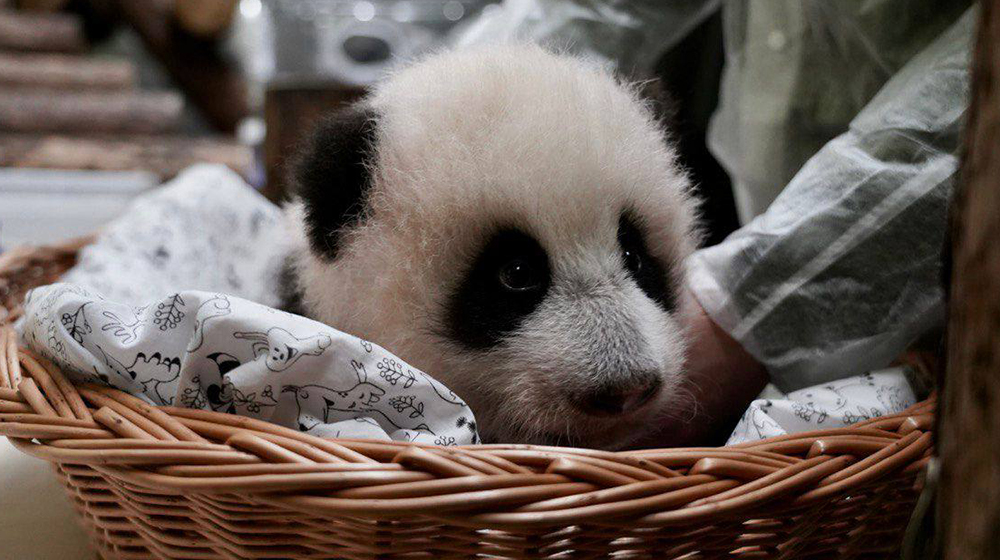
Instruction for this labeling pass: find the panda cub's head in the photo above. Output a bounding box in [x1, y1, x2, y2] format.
[285, 45, 699, 449]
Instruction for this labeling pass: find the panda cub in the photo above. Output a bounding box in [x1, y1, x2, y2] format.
[283, 45, 699, 450]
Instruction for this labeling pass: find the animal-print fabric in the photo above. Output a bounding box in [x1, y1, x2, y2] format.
[726, 368, 917, 445]
[18, 165, 478, 445]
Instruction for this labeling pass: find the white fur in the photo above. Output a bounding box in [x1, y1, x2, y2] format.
[286, 45, 699, 449]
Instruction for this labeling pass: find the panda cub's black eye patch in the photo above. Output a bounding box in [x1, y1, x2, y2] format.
[618, 212, 675, 313]
[445, 228, 551, 350]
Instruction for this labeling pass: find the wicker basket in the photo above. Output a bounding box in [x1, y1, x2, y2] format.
[0, 238, 934, 559]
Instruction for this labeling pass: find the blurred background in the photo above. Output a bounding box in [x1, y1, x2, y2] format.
[0, 0, 740, 249]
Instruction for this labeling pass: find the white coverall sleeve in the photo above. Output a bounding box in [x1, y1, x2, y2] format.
[688, 9, 974, 391]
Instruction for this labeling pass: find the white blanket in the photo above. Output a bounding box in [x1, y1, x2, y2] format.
[726, 368, 918, 445]
[19, 165, 478, 445]
[18, 164, 918, 447]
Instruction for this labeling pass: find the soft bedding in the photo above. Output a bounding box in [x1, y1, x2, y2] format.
[18, 164, 919, 447]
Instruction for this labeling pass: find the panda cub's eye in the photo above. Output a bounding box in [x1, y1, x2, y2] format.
[618, 216, 647, 275]
[499, 259, 542, 292]
[618, 212, 676, 313]
[622, 247, 642, 274]
[445, 228, 551, 350]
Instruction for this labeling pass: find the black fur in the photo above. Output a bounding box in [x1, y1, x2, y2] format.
[293, 105, 379, 261]
[278, 254, 307, 317]
[618, 212, 676, 313]
[445, 228, 551, 350]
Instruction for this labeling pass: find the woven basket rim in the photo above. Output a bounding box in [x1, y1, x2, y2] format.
[0, 237, 935, 532]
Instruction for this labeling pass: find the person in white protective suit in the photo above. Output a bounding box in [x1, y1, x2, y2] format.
[457, 0, 974, 445]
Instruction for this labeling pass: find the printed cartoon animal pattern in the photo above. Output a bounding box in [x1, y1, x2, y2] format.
[790, 373, 913, 425]
[188, 295, 231, 352]
[180, 352, 279, 415]
[16, 167, 476, 444]
[21, 284, 479, 445]
[97, 346, 181, 404]
[729, 400, 784, 443]
[234, 327, 332, 372]
[101, 309, 143, 344]
[727, 369, 918, 445]
[283, 360, 437, 437]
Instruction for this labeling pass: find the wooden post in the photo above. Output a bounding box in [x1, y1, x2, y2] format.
[262, 86, 365, 201]
[939, 1, 1000, 558]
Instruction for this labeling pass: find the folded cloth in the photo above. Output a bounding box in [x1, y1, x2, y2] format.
[16, 163, 918, 448]
[18, 165, 478, 445]
[726, 367, 918, 445]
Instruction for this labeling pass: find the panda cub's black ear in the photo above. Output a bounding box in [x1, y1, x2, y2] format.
[291, 105, 379, 261]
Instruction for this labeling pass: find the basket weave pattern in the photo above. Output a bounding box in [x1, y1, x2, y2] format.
[0, 240, 933, 559]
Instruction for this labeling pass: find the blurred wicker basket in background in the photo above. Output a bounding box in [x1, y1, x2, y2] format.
[0, 237, 934, 559]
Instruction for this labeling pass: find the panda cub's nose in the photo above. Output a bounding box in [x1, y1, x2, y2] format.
[574, 373, 662, 416]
